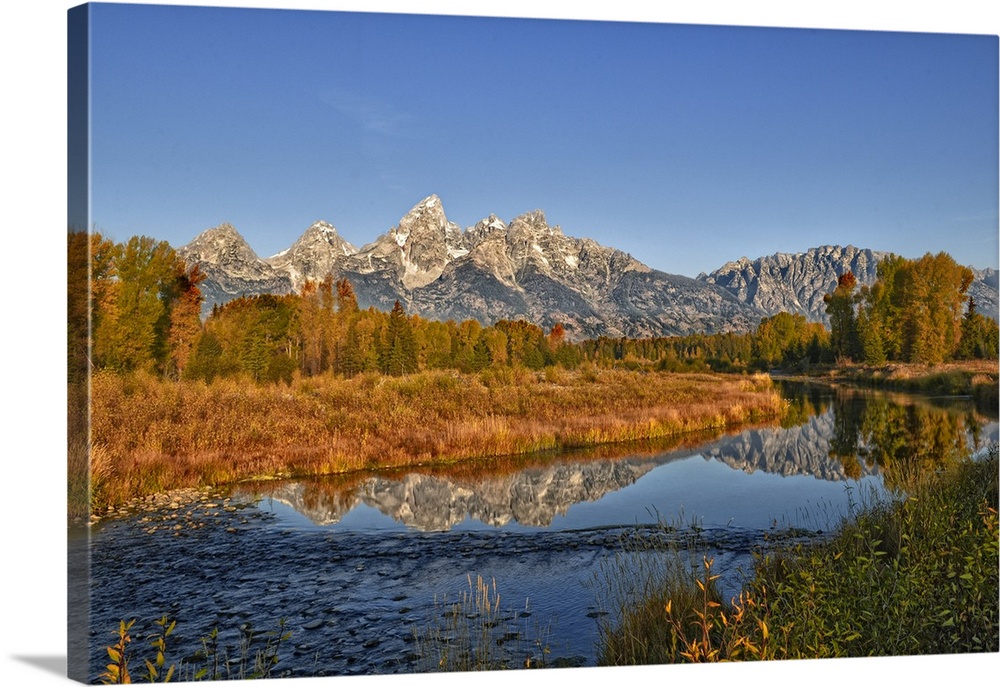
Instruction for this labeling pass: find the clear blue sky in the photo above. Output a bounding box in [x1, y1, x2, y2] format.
[84, 2, 999, 275]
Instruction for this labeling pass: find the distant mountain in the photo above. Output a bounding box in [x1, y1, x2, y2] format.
[969, 268, 1000, 319]
[266, 220, 356, 292]
[179, 195, 763, 337]
[176, 198, 999, 334]
[176, 222, 292, 317]
[699, 245, 999, 324]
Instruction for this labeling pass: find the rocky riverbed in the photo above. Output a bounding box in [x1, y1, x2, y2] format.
[83, 485, 790, 681]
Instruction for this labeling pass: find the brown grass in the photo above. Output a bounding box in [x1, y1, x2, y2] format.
[84, 367, 785, 513]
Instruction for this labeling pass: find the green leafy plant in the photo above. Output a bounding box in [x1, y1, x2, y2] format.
[101, 617, 291, 682]
[596, 446, 999, 664]
[142, 616, 176, 683]
[99, 619, 135, 684]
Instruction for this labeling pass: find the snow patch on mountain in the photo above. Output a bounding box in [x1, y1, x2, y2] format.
[177, 195, 999, 336]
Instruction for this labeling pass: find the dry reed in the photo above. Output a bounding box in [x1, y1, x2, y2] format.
[84, 368, 784, 512]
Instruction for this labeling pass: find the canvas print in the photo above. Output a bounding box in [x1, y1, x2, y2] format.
[67, 2, 999, 684]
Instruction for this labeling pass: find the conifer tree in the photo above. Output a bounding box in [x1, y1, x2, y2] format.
[381, 301, 418, 375]
[957, 297, 1000, 359]
[339, 319, 363, 377]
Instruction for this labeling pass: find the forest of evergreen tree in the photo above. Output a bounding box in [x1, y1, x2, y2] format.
[68, 231, 999, 385]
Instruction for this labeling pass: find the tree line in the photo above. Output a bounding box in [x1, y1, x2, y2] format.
[824, 252, 998, 365]
[69, 231, 204, 381]
[70, 231, 998, 385]
[73, 231, 580, 383]
[578, 311, 832, 373]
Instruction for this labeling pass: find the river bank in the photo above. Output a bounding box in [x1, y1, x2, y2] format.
[774, 360, 997, 408]
[597, 444, 999, 664]
[77, 367, 785, 517]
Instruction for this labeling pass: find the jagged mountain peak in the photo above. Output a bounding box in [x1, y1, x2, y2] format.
[413, 193, 443, 209]
[295, 220, 356, 253]
[174, 198, 999, 337]
[412, 193, 442, 207]
[262, 219, 359, 290]
[177, 195, 765, 337]
[187, 221, 241, 244]
[394, 195, 459, 239]
[977, 267, 998, 290]
[480, 213, 506, 228]
[501, 210, 589, 275]
[178, 222, 259, 264]
[396, 194, 446, 231]
[508, 209, 560, 235]
[205, 221, 240, 237]
[307, 219, 338, 237]
[698, 245, 887, 324]
[466, 214, 508, 248]
[359, 195, 466, 289]
[178, 222, 292, 316]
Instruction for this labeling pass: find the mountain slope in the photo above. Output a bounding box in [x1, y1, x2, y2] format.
[348, 198, 765, 337]
[179, 196, 765, 338]
[176, 223, 292, 316]
[265, 220, 356, 292]
[699, 245, 998, 323]
[176, 199, 998, 335]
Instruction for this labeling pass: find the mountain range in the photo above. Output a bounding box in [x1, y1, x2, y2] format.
[177, 194, 998, 338]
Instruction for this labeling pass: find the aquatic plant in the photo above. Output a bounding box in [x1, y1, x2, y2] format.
[99, 619, 135, 684]
[592, 516, 727, 665]
[142, 616, 177, 683]
[413, 574, 552, 671]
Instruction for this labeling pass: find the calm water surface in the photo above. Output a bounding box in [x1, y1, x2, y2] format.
[83, 384, 997, 680]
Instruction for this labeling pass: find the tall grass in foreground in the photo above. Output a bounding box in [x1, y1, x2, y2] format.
[593, 518, 722, 665]
[99, 616, 291, 683]
[83, 367, 783, 513]
[595, 447, 999, 664]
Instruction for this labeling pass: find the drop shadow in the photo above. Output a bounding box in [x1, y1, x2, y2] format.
[11, 655, 66, 678]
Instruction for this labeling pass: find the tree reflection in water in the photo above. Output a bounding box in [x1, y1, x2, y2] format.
[824, 387, 992, 491]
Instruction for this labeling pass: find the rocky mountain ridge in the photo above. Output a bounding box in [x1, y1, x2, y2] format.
[699, 245, 999, 324]
[179, 195, 763, 336]
[265, 220, 356, 291]
[177, 195, 998, 333]
[176, 222, 292, 316]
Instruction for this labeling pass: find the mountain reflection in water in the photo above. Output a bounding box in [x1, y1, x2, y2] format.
[239, 385, 996, 533]
[87, 385, 997, 680]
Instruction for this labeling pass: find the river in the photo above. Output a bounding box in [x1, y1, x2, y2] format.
[77, 382, 997, 681]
